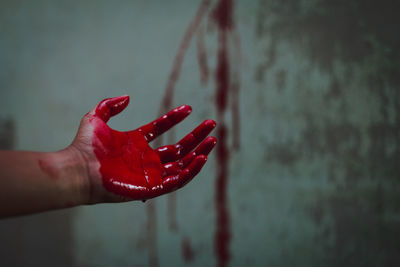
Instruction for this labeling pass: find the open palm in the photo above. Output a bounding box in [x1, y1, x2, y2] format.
[72, 95, 216, 203]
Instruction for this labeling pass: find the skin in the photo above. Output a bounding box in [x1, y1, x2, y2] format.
[0, 95, 216, 217]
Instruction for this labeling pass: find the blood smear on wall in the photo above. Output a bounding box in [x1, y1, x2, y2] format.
[145, 0, 240, 266]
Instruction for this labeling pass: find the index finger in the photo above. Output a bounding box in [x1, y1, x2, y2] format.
[136, 105, 192, 142]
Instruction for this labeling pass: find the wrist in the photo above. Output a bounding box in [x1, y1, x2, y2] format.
[48, 146, 90, 207]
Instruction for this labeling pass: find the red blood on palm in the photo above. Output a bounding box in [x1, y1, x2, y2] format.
[91, 96, 214, 201]
[93, 127, 164, 199]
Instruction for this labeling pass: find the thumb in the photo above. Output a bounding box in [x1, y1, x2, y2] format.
[93, 95, 130, 122]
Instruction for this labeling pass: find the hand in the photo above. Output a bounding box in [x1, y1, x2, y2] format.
[70, 95, 216, 203]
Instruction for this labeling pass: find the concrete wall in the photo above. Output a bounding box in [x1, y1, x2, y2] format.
[0, 0, 399, 266]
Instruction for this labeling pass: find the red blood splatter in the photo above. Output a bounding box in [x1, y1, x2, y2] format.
[92, 96, 208, 200]
[146, 3, 213, 262]
[152, 0, 213, 240]
[150, 0, 240, 266]
[212, 0, 233, 31]
[160, 0, 213, 112]
[214, 125, 230, 267]
[92, 96, 214, 267]
[181, 237, 195, 263]
[93, 128, 164, 199]
[212, 0, 236, 266]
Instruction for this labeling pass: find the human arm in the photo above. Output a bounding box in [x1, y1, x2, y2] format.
[0, 148, 87, 217]
[0, 95, 216, 217]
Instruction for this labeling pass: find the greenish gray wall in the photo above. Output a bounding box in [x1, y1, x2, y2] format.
[0, 0, 399, 266]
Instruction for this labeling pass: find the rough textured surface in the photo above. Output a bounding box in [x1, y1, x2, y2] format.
[0, 0, 399, 266]
[254, 1, 400, 266]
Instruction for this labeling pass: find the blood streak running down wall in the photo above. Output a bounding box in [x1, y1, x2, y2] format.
[145, 1, 240, 266]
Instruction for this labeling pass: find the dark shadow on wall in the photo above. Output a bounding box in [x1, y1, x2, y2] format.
[0, 118, 75, 267]
[255, 0, 400, 83]
[256, 0, 400, 266]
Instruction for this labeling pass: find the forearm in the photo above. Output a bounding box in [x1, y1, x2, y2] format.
[0, 148, 88, 218]
[0, 95, 216, 217]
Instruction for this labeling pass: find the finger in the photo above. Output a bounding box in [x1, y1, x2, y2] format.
[155, 122, 216, 163]
[179, 136, 216, 168]
[156, 145, 180, 164]
[162, 155, 207, 193]
[193, 136, 217, 156]
[163, 162, 181, 176]
[94, 95, 130, 122]
[161, 136, 215, 175]
[176, 119, 216, 156]
[156, 130, 216, 164]
[136, 105, 192, 142]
